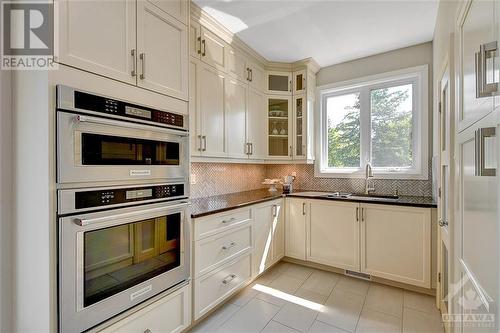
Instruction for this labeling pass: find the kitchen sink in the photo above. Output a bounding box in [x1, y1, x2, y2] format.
[350, 193, 399, 200]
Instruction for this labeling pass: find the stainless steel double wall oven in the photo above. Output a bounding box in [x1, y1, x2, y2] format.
[56, 86, 191, 332]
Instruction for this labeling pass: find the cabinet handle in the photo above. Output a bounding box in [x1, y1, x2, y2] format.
[361, 207, 365, 222]
[289, 145, 293, 157]
[289, 80, 292, 92]
[198, 135, 203, 151]
[475, 41, 499, 98]
[438, 218, 449, 227]
[202, 135, 207, 151]
[250, 142, 253, 155]
[197, 36, 202, 54]
[272, 205, 277, 217]
[302, 77, 306, 90]
[356, 207, 359, 222]
[249, 69, 253, 82]
[222, 274, 236, 285]
[246, 68, 250, 81]
[222, 241, 236, 250]
[222, 217, 236, 224]
[139, 52, 146, 80]
[475, 127, 496, 176]
[144, 329, 152, 333]
[130, 49, 137, 77]
[302, 202, 306, 215]
[201, 39, 206, 56]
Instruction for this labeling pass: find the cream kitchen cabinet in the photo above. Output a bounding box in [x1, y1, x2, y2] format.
[57, 0, 188, 100]
[252, 199, 284, 277]
[136, 0, 188, 100]
[246, 87, 267, 159]
[190, 20, 202, 58]
[226, 78, 248, 158]
[147, 0, 188, 25]
[247, 61, 266, 92]
[267, 96, 293, 159]
[360, 204, 431, 288]
[457, 0, 497, 131]
[307, 201, 360, 271]
[285, 198, 307, 260]
[267, 71, 292, 95]
[199, 27, 228, 72]
[100, 284, 191, 333]
[293, 70, 307, 94]
[227, 46, 248, 83]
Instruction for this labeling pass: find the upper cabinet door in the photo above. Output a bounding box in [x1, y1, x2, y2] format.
[199, 63, 226, 157]
[147, 0, 188, 25]
[247, 61, 266, 92]
[227, 47, 248, 82]
[189, 21, 202, 59]
[225, 78, 248, 158]
[267, 71, 292, 95]
[137, 0, 188, 100]
[189, 59, 202, 156]
[247, 87, 267, 159]
[200, 27, 227, 72]
[293, 94, 307, 159]
[293, 70, 307, 94]
[56, 0, 136, 84]
[458, 0, 495, 131]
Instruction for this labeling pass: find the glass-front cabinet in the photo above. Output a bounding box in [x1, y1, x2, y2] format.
[267, 96, 292, 158]
[267, 71, 292, 95]
[293, 70, 306, 94]
[293, 94, 307, 159]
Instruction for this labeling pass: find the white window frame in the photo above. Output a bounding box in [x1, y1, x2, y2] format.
[315, 65, 428, 180]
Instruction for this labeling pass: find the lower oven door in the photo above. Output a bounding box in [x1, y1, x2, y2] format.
[57, 111, 189, 185]
[59, 201, 191, 332]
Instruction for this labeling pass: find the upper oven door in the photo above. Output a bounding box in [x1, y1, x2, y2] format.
[59, 200, 191, 333]
[57, 111, 189, 185]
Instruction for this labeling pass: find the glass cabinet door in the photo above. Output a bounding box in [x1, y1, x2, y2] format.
[293, 70, 306, 94]
[267, 72, 291, 94]
[268, 97, 291, 157]
[294, 94, 306, 158]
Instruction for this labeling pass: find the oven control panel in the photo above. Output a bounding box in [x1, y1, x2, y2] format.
[57, 85, 186, 130]
[74, 184, 185, 210]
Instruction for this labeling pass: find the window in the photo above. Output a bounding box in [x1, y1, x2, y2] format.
[316, 65, 428, 179]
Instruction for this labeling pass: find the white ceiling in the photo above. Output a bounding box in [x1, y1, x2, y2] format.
[193, 0, 439, 67]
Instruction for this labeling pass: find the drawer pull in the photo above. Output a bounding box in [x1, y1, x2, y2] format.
[222, 274, 236, 285]
[222, 217, 236, 224]
[222, 241, 236, 250]
[144, 329, 152, 333]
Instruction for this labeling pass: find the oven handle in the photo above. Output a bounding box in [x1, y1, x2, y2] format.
[73, 201, 190, 226]
[75, 114, 189, 137]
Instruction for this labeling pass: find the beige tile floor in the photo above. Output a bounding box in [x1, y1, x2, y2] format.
[190, 262, 444, 333]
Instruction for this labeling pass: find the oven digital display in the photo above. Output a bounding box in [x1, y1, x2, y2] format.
[125, 106, 152, 119]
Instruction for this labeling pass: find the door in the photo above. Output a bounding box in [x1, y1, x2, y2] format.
[200, 27, 227, 72]
[307, 201, 359, 271]
[293, 94, 307, 159]
[253, 204, 273, 276]
[225, 78, 247, 158]
[246, 87, 266, 159]
[285, 198, 307, 260]
[458, 0, 495, 131]
[360, 204, 431, 288]
[271, 201, 285, 263]
[293, 70, 307, 94]
[137, 0, 188, 100]
[267, 96, 292, 159]
[437, 62, 453, 329]
[248, 61, 266, 92]
[199, 63, 226, 157]
[147, 0, 188, 25]
[227, 47, 248, 82]
[189, 59, 201, 156]
[267, 71, 292, 95]
[56, 0, 136, 84]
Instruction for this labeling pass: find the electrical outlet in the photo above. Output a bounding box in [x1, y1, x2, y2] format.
[190, 173, 197, 185]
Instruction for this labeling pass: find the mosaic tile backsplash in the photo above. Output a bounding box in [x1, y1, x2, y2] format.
[191, 163, 433, 198]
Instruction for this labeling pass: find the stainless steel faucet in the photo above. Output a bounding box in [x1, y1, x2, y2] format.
[365, 162, 375, 194]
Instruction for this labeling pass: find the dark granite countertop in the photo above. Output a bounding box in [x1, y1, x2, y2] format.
[190, 189, 436, 218]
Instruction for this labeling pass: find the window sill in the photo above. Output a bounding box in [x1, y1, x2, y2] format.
[314, 167, 428, 180]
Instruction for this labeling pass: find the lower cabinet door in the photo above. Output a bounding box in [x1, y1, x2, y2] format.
[100, 283, 191, 333]
[308, 201, 360, 271]
[253, 204, 273, 276]
[360, 204, 431, 288]
[271, 201, 285, 263]
[285, 198, 307, 260]
[194, 254, 252, 319]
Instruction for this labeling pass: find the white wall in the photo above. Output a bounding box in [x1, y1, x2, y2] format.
[0, 66, 13, 333]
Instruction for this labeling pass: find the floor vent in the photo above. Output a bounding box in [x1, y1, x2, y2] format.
[345, 270, 372, 281]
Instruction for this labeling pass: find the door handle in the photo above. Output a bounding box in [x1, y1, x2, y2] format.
[475, 127, 496, 176]
[302, 202, 306, 215]
[356, 207, 359, 222]
[361, 207, 365, 222]
[130, 49, 137, 77]
[250, 142, 253, 155]
[272, 205, 277, 217]
[201, 39, 206, 57]
[222, 274, 236, 285]
[139, 52, 146, 80]
[475, 41, 499, 98]
[198, 135, 203, 151]
[201, 135, 207, 151]
[249, 69, 253, 82]
[197, 36, 202, 54]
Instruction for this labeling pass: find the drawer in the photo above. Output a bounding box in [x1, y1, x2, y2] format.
[195, 223, 252, 278]
[100, 284, 191, 333]
[194, 254, 252, 319]
[194, 209, 251, 240]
